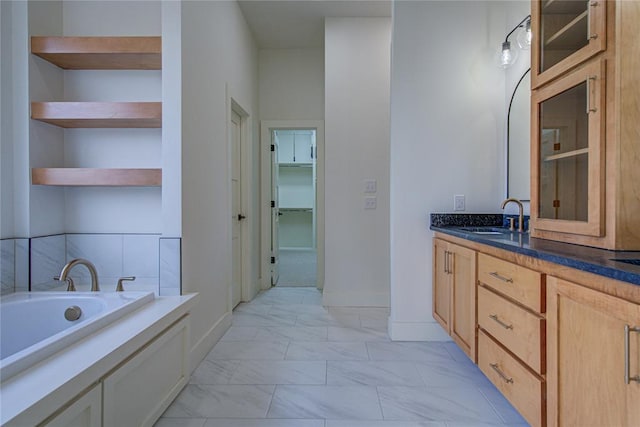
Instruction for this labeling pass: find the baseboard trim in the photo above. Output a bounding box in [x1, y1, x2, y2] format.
[388, 319, 452, 341]
[322, 290, 389, 307]
[189, 311, 232, 372]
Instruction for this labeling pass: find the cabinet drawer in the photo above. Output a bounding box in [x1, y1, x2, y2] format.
[478, 330, 545, 427]
[478, 253, 544, 312]
[478, 286, 545, 374]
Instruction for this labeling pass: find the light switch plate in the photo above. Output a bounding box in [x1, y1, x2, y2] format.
[454, 195, 465, 211]
[364, 179, 377, 193]
[364, 196, 377, 209]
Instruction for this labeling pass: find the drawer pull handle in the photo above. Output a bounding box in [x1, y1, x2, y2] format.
[490, 363, 514, 384]
[489, 272, 513, 283]
[624, 325, 640, 384]
[489, 314, 514, 330]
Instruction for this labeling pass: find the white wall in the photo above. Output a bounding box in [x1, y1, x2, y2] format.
[389, 1, 507, 340]
[324, 17, 391, 307]
[259, 48, 324, 120]
[180, 0, 259, 367]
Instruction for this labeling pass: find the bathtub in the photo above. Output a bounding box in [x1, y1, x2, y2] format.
[0, 291, 154, 381]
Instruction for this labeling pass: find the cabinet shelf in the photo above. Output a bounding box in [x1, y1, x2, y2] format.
[279, 163, 312, 168]
[31, 36, 161, 70]
[543, 0, 586, 15]
[31, 168, 162, 186]
[279, 207, 313, 212]
[545, 10, 588, 50]
[544, 147, 589, 162]
[31, 102, 161, 128]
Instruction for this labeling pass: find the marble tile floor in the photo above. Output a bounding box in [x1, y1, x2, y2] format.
[155, 287, 529, 427]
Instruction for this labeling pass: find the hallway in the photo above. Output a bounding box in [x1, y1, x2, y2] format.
[155, 287, 527, 426]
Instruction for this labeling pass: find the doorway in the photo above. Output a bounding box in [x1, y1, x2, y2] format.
[273, 129, 317, 286]
[260, 120, 325, 291]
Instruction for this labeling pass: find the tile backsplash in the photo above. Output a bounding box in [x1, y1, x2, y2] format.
[1, 234, 181, 296]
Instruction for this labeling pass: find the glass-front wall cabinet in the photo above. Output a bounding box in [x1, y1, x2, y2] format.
[532, 59, 605, 237]
[532, 0, 606, 88]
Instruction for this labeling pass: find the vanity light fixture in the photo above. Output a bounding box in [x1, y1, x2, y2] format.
[499, 15, 532, 68]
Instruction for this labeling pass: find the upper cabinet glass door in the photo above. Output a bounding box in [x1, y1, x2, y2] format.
[531, 59, 605, 236]
[532, 0, 606, 88]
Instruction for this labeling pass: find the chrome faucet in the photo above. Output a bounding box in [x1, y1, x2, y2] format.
[59, 258, 100, 292]
[501, 198, 525, 232]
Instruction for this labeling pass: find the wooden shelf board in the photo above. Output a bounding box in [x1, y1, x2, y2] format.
[31, 102, 161, 128]
[32, 168, 162, 186]
[544, 147, 589, 162]
[543, 0, 586, 15]
[31, 36, 161, 70]
[545, 10, 588, 49]
[279, 163, 313, 167]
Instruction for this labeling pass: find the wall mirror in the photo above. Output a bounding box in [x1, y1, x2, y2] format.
[507, 68, 531, 201]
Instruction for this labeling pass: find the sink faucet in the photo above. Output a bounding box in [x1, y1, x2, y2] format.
[59, 258, 100, 292]
[501, 198, 525, 232]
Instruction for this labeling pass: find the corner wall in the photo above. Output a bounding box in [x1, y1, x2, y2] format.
[180, 0, 259, 367]
[389, 1, 507, 340]
[324, 17, 391, 307]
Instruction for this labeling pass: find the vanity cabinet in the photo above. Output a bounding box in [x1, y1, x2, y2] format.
[433, 238, 477, 361]
[530, 0, 640, 250]
[476, 253, 546, 427]
[546, 276, 640, 426]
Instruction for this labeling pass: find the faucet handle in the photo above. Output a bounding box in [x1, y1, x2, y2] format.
[54, 276, 76, 292]
[116, 276, 136, 292]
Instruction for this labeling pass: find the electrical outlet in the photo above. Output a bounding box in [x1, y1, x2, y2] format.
[364, 179, 377, 193]
[454, 195, 465, 211]
[364, 196, 377, 210]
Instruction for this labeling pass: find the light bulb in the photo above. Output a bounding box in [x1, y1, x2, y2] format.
[500, 41, 518, 68]
[517, 19, 532, 50]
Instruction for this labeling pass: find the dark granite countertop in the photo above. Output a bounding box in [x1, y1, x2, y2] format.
[430, 213, 640, 287]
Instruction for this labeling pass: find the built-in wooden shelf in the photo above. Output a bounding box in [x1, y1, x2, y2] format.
[545, 10, 588, 49]
[31, 36, 161, 70]
[543, 0, 586, 15]
[31, 102, 161, 128]
[32, 168, 162, 186]
[544, 147, 589, 162]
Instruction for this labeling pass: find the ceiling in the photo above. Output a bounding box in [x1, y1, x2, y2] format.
[238, 0, 392, 49]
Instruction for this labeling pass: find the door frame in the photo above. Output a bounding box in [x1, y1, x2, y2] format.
[260, 120, 325, 290]
[227, 91, 254, 310]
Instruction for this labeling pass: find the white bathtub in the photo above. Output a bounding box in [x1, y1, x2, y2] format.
[0, 291, 154, 381]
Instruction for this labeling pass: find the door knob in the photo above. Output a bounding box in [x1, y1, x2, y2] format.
[237, 214, 246, 221]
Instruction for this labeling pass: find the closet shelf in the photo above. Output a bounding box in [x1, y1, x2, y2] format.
[31, 36, 161, 70]
[31, 168, 162, 187]
[31, 102, 161, 128]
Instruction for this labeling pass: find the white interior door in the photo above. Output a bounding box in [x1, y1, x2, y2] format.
[231, 110, 243, 307]
[271, 133, 280, 286]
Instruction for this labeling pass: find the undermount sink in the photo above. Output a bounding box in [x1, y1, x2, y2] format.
[460, 227, 511, 235]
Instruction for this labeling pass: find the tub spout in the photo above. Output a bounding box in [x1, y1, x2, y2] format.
[59, 259, 100, 292]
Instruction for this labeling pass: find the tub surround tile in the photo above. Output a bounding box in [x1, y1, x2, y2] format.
[123, 234, 160, 277]
[160, 238, 181, 293]
[66, 234, 123, 280]
[1, 240, 15, 295]
[31, 234, 66, 290]
[267, 385, 383, 419]
[14, 239, 29, 292]
[163, 384, 275, 418]
[377, 386, 502, 423]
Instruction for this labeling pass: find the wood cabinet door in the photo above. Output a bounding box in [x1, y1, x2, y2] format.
[450, 243, 477, 361]
[547, 276, 640, 426]
[432, 239, 450, 333]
